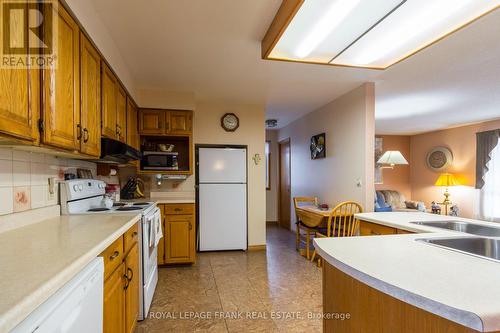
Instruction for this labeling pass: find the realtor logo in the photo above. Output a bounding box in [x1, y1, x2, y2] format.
[1, 0, 56, 68]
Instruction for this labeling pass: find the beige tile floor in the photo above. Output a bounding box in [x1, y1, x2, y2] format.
[136, 224, 322, 332]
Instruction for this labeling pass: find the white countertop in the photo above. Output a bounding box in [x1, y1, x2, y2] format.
[148, 191, 195, 204]
[314, 212, 500, 332]
[0, 213, 141, 333]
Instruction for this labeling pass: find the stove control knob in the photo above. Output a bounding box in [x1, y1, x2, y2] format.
[78, 184, 84, 191]
[73, 185, 79, 192]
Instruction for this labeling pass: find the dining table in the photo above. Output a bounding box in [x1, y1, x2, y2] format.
[294, 205, 333, 259]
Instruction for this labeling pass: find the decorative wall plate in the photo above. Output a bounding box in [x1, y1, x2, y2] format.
[426, 147, 453, 172]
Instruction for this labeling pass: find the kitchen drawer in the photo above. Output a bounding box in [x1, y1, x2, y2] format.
[124, 223, 139, 255]
[396, 228, 414, 234]
[164, 203, 194, 215]
[360, 221, 397, 236]
[100, 236, 124, 279]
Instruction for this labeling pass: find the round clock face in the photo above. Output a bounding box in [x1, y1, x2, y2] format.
[221, 113, 239, 132]
[426, 147, 453, 172]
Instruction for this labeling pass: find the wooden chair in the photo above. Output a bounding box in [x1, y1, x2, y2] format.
[294, 197, 319, 259]
[310, 201, 363, 265]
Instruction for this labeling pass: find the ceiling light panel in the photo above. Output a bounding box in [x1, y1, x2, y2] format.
[268, 0, 404, 64]
[334, 0, 500, 68]
[264, 0, 500, 69]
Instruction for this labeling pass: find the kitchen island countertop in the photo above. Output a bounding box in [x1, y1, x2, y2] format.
[315, 212, 500, 332]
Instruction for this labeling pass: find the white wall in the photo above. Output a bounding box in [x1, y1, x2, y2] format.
[65, 0, 137, 99]
[266, 130, 279, 222]
[277, 83, 375, 228]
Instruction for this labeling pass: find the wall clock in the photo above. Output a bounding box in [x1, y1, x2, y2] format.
[221, 113, 239, 132]
[426, 146, 453, 172]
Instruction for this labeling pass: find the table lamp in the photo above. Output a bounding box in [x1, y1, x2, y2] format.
[377, 151, 409, 169]
[434, 173, 459, 215]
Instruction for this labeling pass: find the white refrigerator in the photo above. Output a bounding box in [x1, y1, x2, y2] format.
[198, 147, 247, 251]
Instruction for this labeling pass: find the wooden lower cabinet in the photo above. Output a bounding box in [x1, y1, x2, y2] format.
[323, 262, 494, 333]
[103, 262, 125, 333]
[101, 223, 139, 333]
[158, 204, 196, 265]
[359, 220, 415, 236]
[125, 243, 139, 333]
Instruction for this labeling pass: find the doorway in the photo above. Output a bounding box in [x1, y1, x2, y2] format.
[279, 138, 291, 230]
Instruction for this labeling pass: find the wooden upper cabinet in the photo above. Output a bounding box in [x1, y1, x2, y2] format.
[42, 4, 80, 150]
[79, 33, 101, 157]
[138, 109, 166, 135]
[169, 111, 192, 135]
[116, 85, 127, 143]
[126, 98, 139, 150]
[138, 109, 193, 136]
[0, 1, 39, 143]
[101, 62, 117, 139]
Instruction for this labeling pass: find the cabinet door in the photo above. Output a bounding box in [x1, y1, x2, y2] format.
[101, 63, 117, 139]
[0, 2, 39, 143]
[116, 85, 127, 143]
[168, 111, 192, 135]
[42, 4, 80, 150]
[157, 205, 165, 265]
[125, 243, 139, 333]
[79, 33, 101, 156]
[165, 214, 195, 264]
[126, 98, 139, 150]
[103, 263, 125, 333]
[138, 109, 165, 135]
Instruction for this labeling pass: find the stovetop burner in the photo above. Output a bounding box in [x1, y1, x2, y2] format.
[88, 208, 110, 212]
[115, 206, 143, 211]
[113, 202, 126, 207]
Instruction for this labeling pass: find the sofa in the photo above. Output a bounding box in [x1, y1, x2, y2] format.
[375, 190, 426, 212]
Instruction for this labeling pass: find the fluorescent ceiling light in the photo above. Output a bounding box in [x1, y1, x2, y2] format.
[263, 0, 500, 69]
[294, 0, 361, 59]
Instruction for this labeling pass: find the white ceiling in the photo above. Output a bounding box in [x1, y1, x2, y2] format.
[90, 0, 500, 134]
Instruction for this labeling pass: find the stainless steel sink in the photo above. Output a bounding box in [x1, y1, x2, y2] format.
[411, 220, 500, 237]
[417, 237, 500, 263]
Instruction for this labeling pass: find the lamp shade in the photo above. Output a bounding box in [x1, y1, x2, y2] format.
[435, 173, 459, 187]
[377, 151, 409, 166]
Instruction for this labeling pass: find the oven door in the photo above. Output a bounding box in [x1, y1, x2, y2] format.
[142, 207, 160, 316]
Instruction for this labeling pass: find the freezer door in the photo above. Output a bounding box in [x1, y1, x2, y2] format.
[199, 183, 247, 251]
[198, 148, 246, 183]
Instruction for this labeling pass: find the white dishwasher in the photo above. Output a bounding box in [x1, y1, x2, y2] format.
[11, 257, 104, 333]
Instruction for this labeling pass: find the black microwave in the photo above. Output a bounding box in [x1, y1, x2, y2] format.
[141, 151, 179, 170]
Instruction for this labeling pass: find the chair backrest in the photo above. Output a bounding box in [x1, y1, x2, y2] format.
[327, 201, 363, 237]
[293, 197, 318, 221]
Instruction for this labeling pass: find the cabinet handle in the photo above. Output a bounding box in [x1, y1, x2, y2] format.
[132, 231, 138, 238]
[123, 274, 130, 290]
[76, 124, 82, 140]
[83, 128, 89, 143]
[126, 267, 133, 282]
[109, 251, 120, 260]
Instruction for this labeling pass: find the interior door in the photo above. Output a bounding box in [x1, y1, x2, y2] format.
[42, 4, 80, 150]
[279, 139, 291, 230]
[80, 32, 101, 156]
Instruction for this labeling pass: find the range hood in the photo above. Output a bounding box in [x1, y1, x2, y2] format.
[99, 138, 142, 164]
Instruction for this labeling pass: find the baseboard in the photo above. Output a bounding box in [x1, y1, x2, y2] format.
[247, 244, 267, 251]
[266, 220, 278, 224]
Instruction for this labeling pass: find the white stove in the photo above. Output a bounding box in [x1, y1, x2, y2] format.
[60, 179, 160, 321]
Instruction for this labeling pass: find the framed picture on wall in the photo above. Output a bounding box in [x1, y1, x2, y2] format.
[310, 133, 326, 159]
[375, 137, 383, 184]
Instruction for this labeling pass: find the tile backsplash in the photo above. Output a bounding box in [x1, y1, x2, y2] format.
[0, 148, 97, 215]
